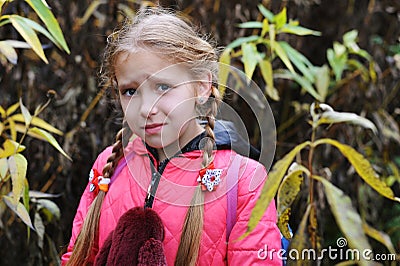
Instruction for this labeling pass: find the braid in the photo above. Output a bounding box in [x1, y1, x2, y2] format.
[102, 123, 130, 178]
[202, 89, 219, 168]
[175, 85, 221, 266]
[67, 124, 131, 265]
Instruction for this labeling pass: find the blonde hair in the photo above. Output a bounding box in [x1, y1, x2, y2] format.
[68, 7, 221, 265]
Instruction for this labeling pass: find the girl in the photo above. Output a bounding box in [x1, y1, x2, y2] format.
[62, 8, 281, 265]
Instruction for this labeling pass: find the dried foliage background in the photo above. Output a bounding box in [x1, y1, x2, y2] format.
[0, 0, 399, 265]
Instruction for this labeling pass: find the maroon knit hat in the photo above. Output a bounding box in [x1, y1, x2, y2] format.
[94, 207, 166, 266]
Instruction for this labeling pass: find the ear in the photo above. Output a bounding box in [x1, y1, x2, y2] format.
[195, 71, 212, 104]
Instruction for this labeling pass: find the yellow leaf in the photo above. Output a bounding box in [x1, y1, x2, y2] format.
[261, 18, 269, 37]
[277, 168, 304, 238]
[29, 127, 71, 160]
[259, 59, 279, 101]
[9, 15, 48, 63]
[11, 114, 63, 135]
[0, 105, 5, 118]
[0, 139, 26, 158]
[273, 41, 295, 73]
[315, 138, 399, 202]
[218, 48, 231, 98]
[314, 175, 372, 266]
[8, 154, 28, 206]
[278, 208, 291, 240]
[242, 42, 260, 80]
[245, 141, 310, 238]
[287, 204, 312, 266]
[362, 223, 396, 255]
[0, 157, 8, 181]
[6, 102, 20, 116]
[0, 122, 4, 136]
[8, 118, 17, 141]
[75, 0, 105, 26]
[3, 195, 35, 230]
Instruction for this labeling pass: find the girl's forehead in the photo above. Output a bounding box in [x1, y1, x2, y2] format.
[115, 51, 193, 85]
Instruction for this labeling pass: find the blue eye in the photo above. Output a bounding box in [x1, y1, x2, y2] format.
[122, 88, 137, 96]
[156, 84, 171, 92]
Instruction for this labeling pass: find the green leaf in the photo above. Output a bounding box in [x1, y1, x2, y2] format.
[275, 70, 322, 101]
[241, 42, 260, 80]
[0, 40, 18, 64]
[343, 30, 358, 49]
[279, 41, 315, 82]
[37, 199, 60, 220]
[314, 138, 399, 202]
[327, 44, 348, 81]
[19, 98, 32, 127]
[272, 41, 295, 73]
[310, 103, 377, 133]
[274, 7, 287, 30]
[3, 195, 35, 230]
[257, 4, 274, 22]
[0, 15, 10, 27]
[280, 24, 321, 36]
[237, 21, 263, 29]
[23, 178, 29, 212]
[218, 48, 231, 97]
[333, 42, 347, 56]
[34, 212, 45, 249]
[29, 127, 71, 160]
[0, 139, 26, 158]
[314, 65, 330, 102]
[25, 0, 70, 53]
[9, 15, 48, 63]
[277, 163, 307, 238]
[245, 141, 310, 238]
[259, 59, 279, 101]
[226, 35, 260, 50]
[11, 114, 63, 135]
[8, 153, 28, 205]
[314, 175, 372, 266]
[0, 157, 8, 181]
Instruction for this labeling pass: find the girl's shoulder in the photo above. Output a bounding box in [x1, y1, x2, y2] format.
[214, 149, 265, 172]
[214, 150, 267, 192]
[92, 137, 146, 170]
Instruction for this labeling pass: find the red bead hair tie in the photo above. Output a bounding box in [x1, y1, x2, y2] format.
[89, 168, 111, 194]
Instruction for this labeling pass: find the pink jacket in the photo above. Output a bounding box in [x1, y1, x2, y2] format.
[62, 138, 282, 265]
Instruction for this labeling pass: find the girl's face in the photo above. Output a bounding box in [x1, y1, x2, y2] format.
[115, 51, 211, 160]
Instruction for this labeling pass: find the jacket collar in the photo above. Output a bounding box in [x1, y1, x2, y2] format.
[127, 132, 206, 162]
[145, 132, 206, 163]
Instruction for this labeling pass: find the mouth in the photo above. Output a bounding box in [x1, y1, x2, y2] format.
[143, 123, 164, 135]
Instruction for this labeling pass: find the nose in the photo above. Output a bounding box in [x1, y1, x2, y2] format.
[139, 91, 159, 118]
